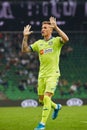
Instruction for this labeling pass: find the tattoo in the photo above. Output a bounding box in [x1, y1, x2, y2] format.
[22, 36, 28, 52]
[23, 37, 27, 45]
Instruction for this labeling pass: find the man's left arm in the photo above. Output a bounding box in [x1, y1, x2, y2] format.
[49, 17, 69, 43]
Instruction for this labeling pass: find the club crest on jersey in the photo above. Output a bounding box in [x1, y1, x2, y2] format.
[40, 43, 43, 46]
[48, 41, 53, 45]
[40, 48, 53, 55]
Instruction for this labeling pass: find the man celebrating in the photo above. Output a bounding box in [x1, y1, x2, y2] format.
[22, 17, 69, 130]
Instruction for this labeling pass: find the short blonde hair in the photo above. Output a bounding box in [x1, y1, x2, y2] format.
[42, 21, 51, 25]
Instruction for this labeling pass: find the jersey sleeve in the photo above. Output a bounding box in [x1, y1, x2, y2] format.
[55, 36, 64, 48]
[30, 41, 39, 52]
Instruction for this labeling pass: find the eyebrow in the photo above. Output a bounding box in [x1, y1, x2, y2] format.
[42, 26, 47, 28]
[42, 21, 51, 25]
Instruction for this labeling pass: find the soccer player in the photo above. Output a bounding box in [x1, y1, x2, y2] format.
[22, 17, 69, 130]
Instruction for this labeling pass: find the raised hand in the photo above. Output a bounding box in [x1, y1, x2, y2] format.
[49, 16, 57, 29]
[23, 25, 33, 36]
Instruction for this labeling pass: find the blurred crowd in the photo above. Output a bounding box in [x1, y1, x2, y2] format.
[0, 32, 38, 93]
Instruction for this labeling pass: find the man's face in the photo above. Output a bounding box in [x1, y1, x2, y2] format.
[41, 24, 52, 37]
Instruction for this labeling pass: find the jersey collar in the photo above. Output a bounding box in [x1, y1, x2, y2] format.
[44, 35, 53, 41]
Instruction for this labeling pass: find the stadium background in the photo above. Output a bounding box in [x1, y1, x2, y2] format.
[0, 0, 87, 106]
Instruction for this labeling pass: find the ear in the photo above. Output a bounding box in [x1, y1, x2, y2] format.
[50, 27, 53, 33]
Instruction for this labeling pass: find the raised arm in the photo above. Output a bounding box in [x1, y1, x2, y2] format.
[21, 25, 33, 53]
[49, 17, 69, 43]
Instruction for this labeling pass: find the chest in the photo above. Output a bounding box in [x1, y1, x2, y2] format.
[38, 40, 54, 50]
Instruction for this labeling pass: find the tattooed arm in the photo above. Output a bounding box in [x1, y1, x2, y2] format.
[21, 25, 33, 53]
[21, 35, 31, 52]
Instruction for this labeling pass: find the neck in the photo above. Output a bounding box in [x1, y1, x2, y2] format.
[44, 35, 52, 41]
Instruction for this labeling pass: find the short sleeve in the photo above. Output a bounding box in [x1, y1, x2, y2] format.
[55, 37, 64, 48]
[30, 41, 39, 52]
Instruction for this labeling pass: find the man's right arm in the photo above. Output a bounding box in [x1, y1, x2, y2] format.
[21, 25, 33, 53]
[21, 35, 31, 53]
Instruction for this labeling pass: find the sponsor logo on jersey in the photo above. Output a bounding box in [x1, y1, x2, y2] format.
[40, 48, 53, 55]
[40, 49, 44, 55]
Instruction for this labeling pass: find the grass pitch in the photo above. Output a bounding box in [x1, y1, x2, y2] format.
[0, 105, 87, 130]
